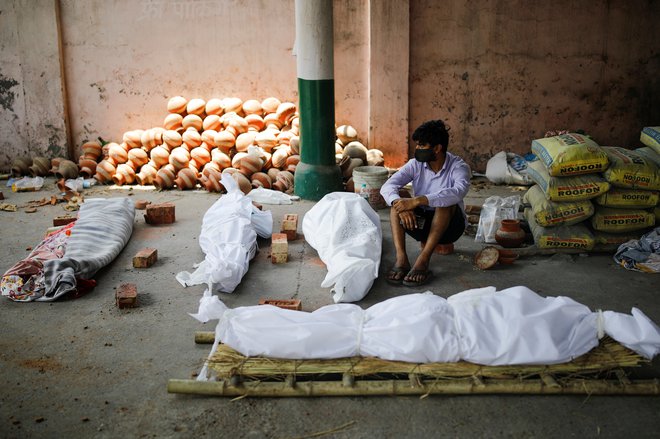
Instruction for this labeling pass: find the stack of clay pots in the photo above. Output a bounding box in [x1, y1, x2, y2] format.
[11, 156, 80, 180]
[334, 124, 385, 192]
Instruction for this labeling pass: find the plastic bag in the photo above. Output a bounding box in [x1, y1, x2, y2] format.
[11, 176, 44, 192]
[485, 151, 533, 185]
[302, 192, 382, 303]
[247, 187, 296, 205]
[176, 174, 273, 293]
[475, 195, 521, 243]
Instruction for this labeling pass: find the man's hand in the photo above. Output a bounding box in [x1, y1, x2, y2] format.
[398, 211, 417, 230]
[392, 197, 417, 213]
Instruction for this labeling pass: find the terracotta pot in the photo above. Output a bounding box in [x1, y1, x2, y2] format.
[55, 159, 79, 180]
[251, 172, 272, 189]
[163, 113, 183, 131]
[223, 97, 244, 116]
[128, 148, 149, 168]
[231, 152, 248, 169]
[169, 147, 190, 171]
[112, 163, 135, 186]
[242, 99, 262, 116]
[335, 141, 344, 154]
[223, 114, 248, 137]
[135, 163, 158, 185]
[211, 149, 231, 170]
[214, 130, 236, 153]
[235, 132, 256, 152]
[263, 113, 283, 131]
[202, 114, 222, 131]
[232, 171, 252, 195]
[94, 160, 116, 184]
[246, 114, 265, 132]
[150, 146, 170, 168]
[495, 219, 526, 248]
[255, 130, 278, 152]
[123, 130, 143, 149]
[140, 128, 162, 151]
[186, 98, 206, 116]
[202, 161, 221, 177]
[342, 157, 364, 179]
[78, 158, 98, 178]
[336, 125, 358, 144]
[81, 141, 103, 160]
[50, 157, 63, 173]
[205, 98, 224, 116]
[261, 97, 281, 114]
[11, 158, 32, 177]
[277, 130, 294, 146]
[367, 149, 385, 166]
[290, 116, 300, 135]
[108, 142, 128, 164]
[271, 146, 290, 169]
[167, 96, 188, 114]
[267, 167, 280, 182]
[29, 157, 51, 177]
[200, 129, 217, 146]
[199, 168, 224, 192]
[498, 249, 520, 265]
[154, 166, 176, 189]
[175, 168, 197, 190]
[238, 154, 263, 177]
[190, 146, 211, 169]
[289, 136, 300, 154]
[343, 141, 368, 163]
[273, 170, 294, 192]
[182, 129, 202, 149]
[276, 102, 296, 125]
[182, 114, 203, 131]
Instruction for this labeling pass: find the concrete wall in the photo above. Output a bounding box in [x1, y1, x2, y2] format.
[409, 0, 660, 170]
[1, 0, 659, 171]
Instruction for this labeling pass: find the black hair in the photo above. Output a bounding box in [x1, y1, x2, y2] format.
[412, 120, 450, 151]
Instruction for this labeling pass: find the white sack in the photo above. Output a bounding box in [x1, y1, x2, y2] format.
[302, 192, 382, 303]
[176, 175, 273, 293]
[485, 151, 532, 185]
[247, 187, 297, 205]
[194, 286, 660, 368]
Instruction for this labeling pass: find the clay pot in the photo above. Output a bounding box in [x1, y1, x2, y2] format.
[202, 161, 221, 177]
[495, 219, 526, 248]
[271, 146, 291, 169]
[336, 125, 358, 144]
[182, 129, 202, 149]
[498, 249, 520, 265]
[343, 141, 368, 163]
[150, 146, 170, 168]
[163, 113, 184, 131]
[175, 168, 197, 190]
[95, 160, 116, 184]
[153, 166, 176, 189]
[232, 171, 252, 195]
[335, 141, 344, 154]
[128, 148, 149, 168]
[169, 147, 190, 171]
[78, 158, 98, 178]
[273, 170, 294, 192]
[186, 98, 206, 116]
[203, 114, 222, 131]
[123, 130, 143, 149]
[29, 157, 51, 177]
[199, 168, 224, 192]
[238, 154, 263, 177]
[276, 102, 296, 125]
[234, 132, 255, 152]
[261, 97, 281, 114]
[255, 130, 278, 152]
[242, 99, 263, 116]
[182, 114, 203, 131]
[267, 167, 280, 182]
[223, 114, 248, 137]
[108, 142, 128, 164]
[341, 157, 364, 179]
[223, 97, 244, 116]
[263, 113, 283, 131]
[190, 147, 211, 169]
[50, 157, 63, 173]
[367, 149, 385, 166]
[251, 172, 272, 189]
[205, 98, 224, 116]
[11, 158, 32, 177]
[81, 141, 103, 160]
[55, 159, 79, 180]
[286, 154, 300, 174]
[140, 129, 162, 151]
[277, 130, 294, 146]
[162, 130, 182, 150]
[134, 163, 157, 185]
[289, 136, 300, 154]
[211, 149, 231, 170]
[112, 163, 135, 186]
[214, 130, 236, 153]
[290, 116, 300, 135]
[167, 96, 188, 114]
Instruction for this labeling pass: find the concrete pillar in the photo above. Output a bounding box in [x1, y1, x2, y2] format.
[293, 0, 343, 200]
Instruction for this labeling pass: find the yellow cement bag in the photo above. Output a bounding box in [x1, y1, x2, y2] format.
[527, 160, 610, 202]
[595, 188, 659, 209]
[523, 185, 594, 227]
[592, 230, 643, 252]
[591, 206, 656, 233]
[601, 146, 660, 191]
[635, 147, 660, 168]
[525, 208, 595, 250]
[531, 133, 608, 176]
[640, 127, 660, 154]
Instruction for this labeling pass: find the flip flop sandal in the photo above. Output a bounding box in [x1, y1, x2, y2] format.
[402, 269, 434, 287]
[385, 266, 409, 285]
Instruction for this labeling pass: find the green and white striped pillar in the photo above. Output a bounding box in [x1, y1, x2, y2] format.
[293, 0, 343, 200]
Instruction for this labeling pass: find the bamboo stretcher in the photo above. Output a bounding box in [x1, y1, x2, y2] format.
[167, 333, 660, 397]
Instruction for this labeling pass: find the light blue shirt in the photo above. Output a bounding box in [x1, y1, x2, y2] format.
[380, 152, 471, 222]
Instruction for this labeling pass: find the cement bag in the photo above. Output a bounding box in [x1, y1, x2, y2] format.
[591, 206, 656, 233]
[640, 126, 660, 154]
[635, 147, 660, 168]
[595, 188, 659, 209]
[525, 208, 595, 250]
[593, 230, 644, 252]
[475, 195, 521, 243]
[527, 160, 610, 202]
[523, 184, 594, 227]
[302, 192, 382, 303]
[531, 133, 608, 176]
[601, 147, 660, 191]
[176, 175, 273, 294]
[485, 151, 533, 185]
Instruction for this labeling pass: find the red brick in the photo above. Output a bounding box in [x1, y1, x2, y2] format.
[258, 298, 302, 311]
[144, 203, 175, 225]
[116, 283, 138, 308]
[133, 248, 158, 268]
[271, 233, 288, 254]
[280, 213, 299, 240]
[271, 252, 288, 264]
[53, 216, 77, 227]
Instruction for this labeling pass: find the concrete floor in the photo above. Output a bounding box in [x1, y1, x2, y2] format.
[1, 177, 659, 438]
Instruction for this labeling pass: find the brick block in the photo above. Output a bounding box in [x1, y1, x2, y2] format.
[144, 203, 175, 225]
[280, 213, 299, 240]
[53, 216, 77, 227]
[271, 233, 288, 255]
[258, 298, 302, 311]
[116, 283, 138, 308]
[133, 248, 158, 268]
[134, 199, 151, 210]
[271, 252, 288, 264]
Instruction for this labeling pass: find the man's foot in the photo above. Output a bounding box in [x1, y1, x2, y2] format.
[402, 269, 434, 287]
[386, 265, 410, 285]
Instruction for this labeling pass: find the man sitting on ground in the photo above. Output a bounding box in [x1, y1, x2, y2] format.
[380, 119, 471, 286]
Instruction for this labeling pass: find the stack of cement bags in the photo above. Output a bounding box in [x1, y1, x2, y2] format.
[524, 132, 658, 251]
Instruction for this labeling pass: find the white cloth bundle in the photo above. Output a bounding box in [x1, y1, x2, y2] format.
[176, 175, 273, 294]
[302, 192, 382, 303]
[193, 286, 660, 373]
